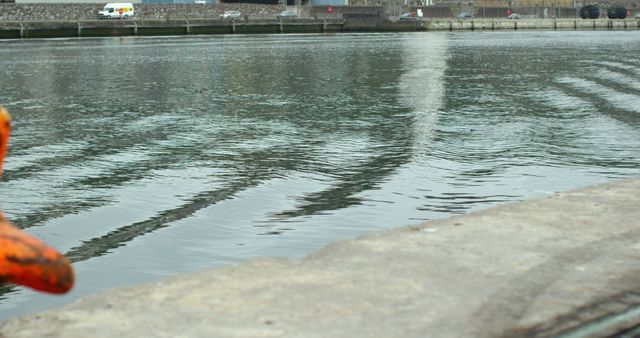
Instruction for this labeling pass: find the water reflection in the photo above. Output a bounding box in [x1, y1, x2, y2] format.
[398, 32, 447, 153]
[0, 31, 639, 319]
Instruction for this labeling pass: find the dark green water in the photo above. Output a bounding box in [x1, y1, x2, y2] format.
[0, 31, 639, 318]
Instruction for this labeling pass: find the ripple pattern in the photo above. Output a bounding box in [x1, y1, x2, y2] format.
[0, 31, 638, 318]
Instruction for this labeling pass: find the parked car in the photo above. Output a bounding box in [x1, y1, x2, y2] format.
[399, 12, 418, 21]
[634, 13, 640, 19]
[457, 12, 472, 19]
[278, 10, 297, 19]
[221, 10, 242, 19]
[507, 13, 522, 19]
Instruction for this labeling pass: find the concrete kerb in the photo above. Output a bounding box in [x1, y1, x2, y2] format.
[1, 177, 639, 338]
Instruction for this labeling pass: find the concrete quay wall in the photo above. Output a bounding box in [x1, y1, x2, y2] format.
[422, 18, 640, 31]
[0, 18, 638, 38]
[1, 3, 639, 27]
[1, 177, 639, 337]
[0, 18, 346, 38]
[0, 3, 638, 37]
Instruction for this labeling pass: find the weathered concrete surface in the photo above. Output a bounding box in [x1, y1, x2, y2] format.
[1, 178, 639, 338]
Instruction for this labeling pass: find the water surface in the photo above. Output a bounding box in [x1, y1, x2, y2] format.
[0, 31, 639, 318]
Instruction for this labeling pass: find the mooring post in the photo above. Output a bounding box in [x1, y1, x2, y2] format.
[232, 20, 236, 33]
[134, 21, 138, 35]
[19, 22, 24, 38]
[76, 21, 81, 37]
[186, 20, 191, 34]
[279, 21, 284, 33]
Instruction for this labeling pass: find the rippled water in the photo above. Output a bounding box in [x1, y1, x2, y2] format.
[0, 31, 639, 319]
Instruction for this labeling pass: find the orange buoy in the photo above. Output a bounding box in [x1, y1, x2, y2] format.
[0, 106, 74, 294]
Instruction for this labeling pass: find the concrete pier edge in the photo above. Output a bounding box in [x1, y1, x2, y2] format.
[0, 18, 639, 39]
[1, 177, 639, 337]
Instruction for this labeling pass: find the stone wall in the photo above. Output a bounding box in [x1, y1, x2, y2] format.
[0, 3, 285, 20]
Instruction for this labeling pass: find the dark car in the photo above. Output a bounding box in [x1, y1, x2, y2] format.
[457, 12, 472, 19]
[399, 12, 418, 21]
[278, 10, 297, 19]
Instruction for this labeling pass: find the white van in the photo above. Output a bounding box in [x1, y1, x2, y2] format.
[98, 3, 135, 19]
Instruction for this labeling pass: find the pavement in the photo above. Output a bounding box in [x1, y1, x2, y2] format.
[1, 177, 639, 338]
